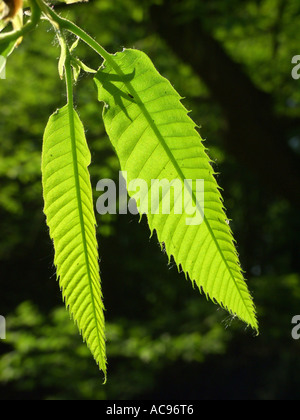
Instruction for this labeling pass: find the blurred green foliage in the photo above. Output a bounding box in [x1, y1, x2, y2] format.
[0, 0, 300, 400]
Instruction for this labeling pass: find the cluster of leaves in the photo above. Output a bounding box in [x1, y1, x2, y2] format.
[0, 0, 258, 381]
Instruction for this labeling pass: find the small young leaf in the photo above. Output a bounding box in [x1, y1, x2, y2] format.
[0, 39, 14, 57]
[58, 42, 67, 80]
[71, 59, 81, 82]
[94, 49, 258, 331]
[70, 36, 80, 52]
[0, 40, 16, 76]
[42, 105, 107, 379]
[75, 58, 96, 74]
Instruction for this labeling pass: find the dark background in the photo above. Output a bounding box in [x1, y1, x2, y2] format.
[0, 0, 300, 400]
